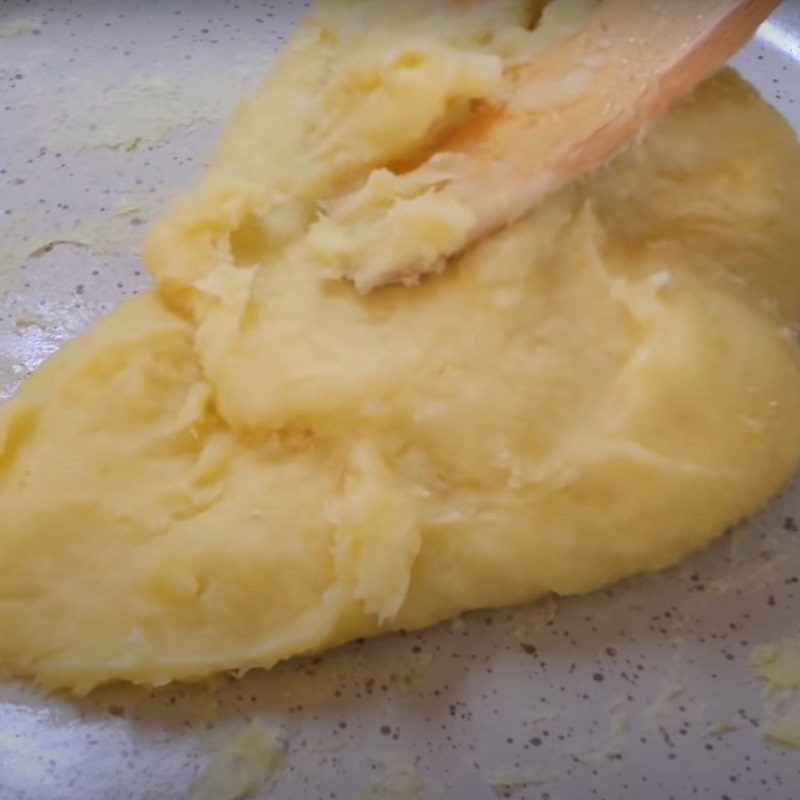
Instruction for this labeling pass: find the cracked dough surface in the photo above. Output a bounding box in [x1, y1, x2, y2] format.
[2, 1, 800, 692]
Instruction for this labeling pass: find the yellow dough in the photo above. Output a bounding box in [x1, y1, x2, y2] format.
[2, 1, 800, 693]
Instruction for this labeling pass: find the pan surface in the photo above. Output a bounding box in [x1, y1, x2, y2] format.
[1, 2, 799, 798]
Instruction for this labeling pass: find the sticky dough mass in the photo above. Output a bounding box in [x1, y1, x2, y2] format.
[2, 0, 800, 692]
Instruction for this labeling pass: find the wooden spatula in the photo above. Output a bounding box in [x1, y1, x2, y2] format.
[338, 0, 778, 291]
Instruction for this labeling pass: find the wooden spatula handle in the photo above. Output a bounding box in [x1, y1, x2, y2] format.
[342, 0, 778, 291]
[457, 0, 781, 239]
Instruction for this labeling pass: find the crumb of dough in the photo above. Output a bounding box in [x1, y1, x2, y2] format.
[513, 595, 558, 642]
[488, 766, 548, 793]
[647, 678, 687, 721]
[23, 61, 265, 152]
[447, 617, 467, 634]
[359, 753, 422, 800]
[608, 701, 629, 734]
[189, 722, 288, 800]
[528, 709, 560, 725]
[0, 188, 168, 301]
[310, 737, 346, 755]
[384, 649, 434, 698]
[701, 719, 739, 738]
[0, 355, 23, 396]
[113, 201, 142, 217]
[749, 637, 800, 751]
[14, 314, 47, 330]
[750, 637, 800, 690]
[1, 208, 146, 283]
[2, 1, 800, 693]
[762, 714, 800, 749]
[0, 16, 42, 38]
[575, 750, 616, 766]
[573, 700, 628, 766]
